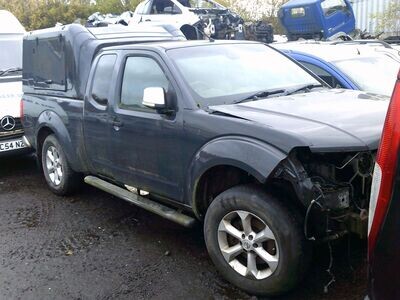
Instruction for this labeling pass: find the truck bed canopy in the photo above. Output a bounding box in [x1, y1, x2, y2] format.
[23, 24, 185, 99]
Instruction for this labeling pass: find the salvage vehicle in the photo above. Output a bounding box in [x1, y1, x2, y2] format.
[0, 10, 29, 156]
[22, 24, 389, 296]
[86, 11, 134, 27]
[273, 41, 400, 96]
[129, 0, 274, 43]
[368, 69, 400, 300]
[278, 0, 355, 41]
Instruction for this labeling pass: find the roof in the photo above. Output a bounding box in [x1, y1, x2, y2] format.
[0, 10, 25, 34]
[272, 41, 399, 62]
[105, 39, 261, 51]
[86, 23, 185, 40]
[281, 0, 320, 8]
[26, 23, 185, 40]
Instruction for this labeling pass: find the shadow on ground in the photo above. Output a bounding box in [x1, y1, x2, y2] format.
[0, 155, 366, 299]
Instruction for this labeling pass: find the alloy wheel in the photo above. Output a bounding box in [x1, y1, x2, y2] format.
[217, 210, 279, 280]
[45, 146, 63, 186]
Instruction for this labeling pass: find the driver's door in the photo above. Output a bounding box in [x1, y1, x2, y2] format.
[108, 51, 184, 201]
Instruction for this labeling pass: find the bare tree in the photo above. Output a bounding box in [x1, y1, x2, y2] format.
[372, 1, 400, 37]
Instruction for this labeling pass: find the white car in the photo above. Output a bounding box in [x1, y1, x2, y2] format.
[129, 0, 244, 39]
[0, 10, 30, 156]
[129, 0, 274, 42]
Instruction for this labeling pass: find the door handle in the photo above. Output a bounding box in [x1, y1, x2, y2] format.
[144, 19, 151, 22]
[111, 118, 124, 130]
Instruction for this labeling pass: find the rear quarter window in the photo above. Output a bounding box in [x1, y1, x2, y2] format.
[91, 54, 117, 105]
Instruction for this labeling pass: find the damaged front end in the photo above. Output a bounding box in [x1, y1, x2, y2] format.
[189, 8, 274, 43]
[190, 8, 245, 40]
[273, 148, 374, 241]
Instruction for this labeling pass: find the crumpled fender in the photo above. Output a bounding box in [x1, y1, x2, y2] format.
[187, 136, 287, 210]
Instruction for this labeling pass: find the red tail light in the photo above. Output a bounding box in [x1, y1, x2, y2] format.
[20, 99, 24, 122]
[368, 70, 400, 258]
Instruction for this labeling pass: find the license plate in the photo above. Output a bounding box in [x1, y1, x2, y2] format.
[0, 139, 26, 152]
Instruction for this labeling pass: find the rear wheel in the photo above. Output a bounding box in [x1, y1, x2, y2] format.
[204, 185, 310, 296]
[41, 134, 81, 195]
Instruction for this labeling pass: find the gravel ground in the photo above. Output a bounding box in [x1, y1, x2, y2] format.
[0, 154, 367, 300]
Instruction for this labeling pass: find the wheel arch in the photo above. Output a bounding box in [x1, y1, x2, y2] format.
[35, 111, 80, 171]
[188, 136, 288, 219]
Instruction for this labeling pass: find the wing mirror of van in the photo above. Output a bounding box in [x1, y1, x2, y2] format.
[143, 87, 167, 110]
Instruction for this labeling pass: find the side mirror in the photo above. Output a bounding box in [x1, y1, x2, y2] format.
[143, 87, 166, 110]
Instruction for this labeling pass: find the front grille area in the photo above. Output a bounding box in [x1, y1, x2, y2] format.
[0, 117, 22, 132]
[0, 130, 24, 141]
[0, 117, 24, 140]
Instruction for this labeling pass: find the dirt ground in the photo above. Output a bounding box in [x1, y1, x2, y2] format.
[0, 154, 367, 299]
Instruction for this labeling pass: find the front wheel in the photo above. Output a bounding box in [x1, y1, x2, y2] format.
[41, 134, 81, 196]
[204, 185, 310, 296]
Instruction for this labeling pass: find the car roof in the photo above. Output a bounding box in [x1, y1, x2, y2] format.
[281, 0, 320, 8]
[0, 10, 25, 34]
[272, 41, 399, 62]
[104, 39, 262, 51]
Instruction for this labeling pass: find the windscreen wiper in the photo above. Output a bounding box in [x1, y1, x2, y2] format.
[234, 89, 286, 104]
[0, 67, 22, 77]
[284, 84, 324, 96]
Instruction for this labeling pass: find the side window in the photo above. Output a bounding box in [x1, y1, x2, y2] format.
[302, 62, 343, 88]
[321, 0, 347, 16]
[120, 56, 169, 111]
[28, 37, 66, 91]
[290, 7, 305, 18]
[91, 54, 117, 105]
[150, 0, 182, 14]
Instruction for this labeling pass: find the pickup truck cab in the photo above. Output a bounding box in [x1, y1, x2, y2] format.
[22, 24, 388, 296]
[0, 10, 29, 156]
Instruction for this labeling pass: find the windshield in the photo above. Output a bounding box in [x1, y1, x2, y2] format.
[167, 43, 321, 106]
[332, 56, 400, 96]
[186, 0, 224, 9]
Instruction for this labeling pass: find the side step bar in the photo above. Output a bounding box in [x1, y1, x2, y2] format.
[84, 176, 196, 228]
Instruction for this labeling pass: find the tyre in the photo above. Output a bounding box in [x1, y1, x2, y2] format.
[41, 134, 81, 196]
[204, 185, 310, 296]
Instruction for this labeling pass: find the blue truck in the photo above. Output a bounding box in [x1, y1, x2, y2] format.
[279, 0, 355, 41]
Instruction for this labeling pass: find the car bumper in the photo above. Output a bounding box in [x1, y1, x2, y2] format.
[0, 135, 32, 157]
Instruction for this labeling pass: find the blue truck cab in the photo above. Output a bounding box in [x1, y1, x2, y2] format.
[278, 0, 355, 41]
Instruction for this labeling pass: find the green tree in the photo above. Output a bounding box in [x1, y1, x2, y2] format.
[0, 0, 142, 31]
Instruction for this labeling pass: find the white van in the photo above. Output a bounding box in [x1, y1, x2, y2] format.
[0, 10, 29, 156]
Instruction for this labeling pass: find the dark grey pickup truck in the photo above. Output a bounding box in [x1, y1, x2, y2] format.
[22, 24, 389, 296]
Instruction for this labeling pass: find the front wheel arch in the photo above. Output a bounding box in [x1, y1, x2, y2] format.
[188, 136, 287, 218]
